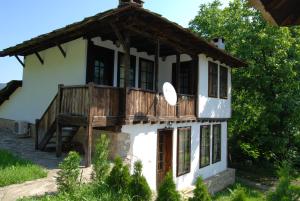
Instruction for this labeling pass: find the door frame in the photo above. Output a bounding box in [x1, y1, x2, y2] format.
[156, 128, 174, 189]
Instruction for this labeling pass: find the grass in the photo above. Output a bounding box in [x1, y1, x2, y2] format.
[0, 149, 47, 187]
[213, 182, 266, 201]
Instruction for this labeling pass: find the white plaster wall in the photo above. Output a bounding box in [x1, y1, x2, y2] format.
[122, 121, 227, 191]
[198, 54, 232, 118]
[0, 38, 88, 123]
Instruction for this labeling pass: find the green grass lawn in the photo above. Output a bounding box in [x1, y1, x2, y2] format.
[0, 149, 47, 187]
[213, 182, 266, 201]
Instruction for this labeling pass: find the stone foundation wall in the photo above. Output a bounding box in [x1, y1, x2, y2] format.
[72, 128, 132, 164]
[204, 168, 235, 194]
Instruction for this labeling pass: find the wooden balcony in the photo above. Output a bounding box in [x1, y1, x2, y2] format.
[36, 83, 197, 165]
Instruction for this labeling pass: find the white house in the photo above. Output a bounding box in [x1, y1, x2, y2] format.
[0, 0, 246, 192]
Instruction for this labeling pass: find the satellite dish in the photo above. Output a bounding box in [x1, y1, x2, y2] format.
[162, 82, 177, 106]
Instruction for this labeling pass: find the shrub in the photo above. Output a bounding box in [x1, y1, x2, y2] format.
[229, 185, 247, 201]
[156, 172, 181, 201]
[56, 151, 81, 193]
[107, 156, 131, 193]
[188, 176, 211, 201]
[129, 160, 152, 201]
[267, 162, 300, 201]
[92, 134, 110, 185]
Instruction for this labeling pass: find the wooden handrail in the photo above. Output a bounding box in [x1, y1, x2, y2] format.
[39, 94, 58, 122]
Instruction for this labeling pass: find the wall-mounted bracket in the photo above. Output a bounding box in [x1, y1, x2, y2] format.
[35, 52, 44, 65]
[14, 55, 25, 68]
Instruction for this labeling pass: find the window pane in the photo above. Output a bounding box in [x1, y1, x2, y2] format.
[220, 66, 228, 99]
[118, 53, 136, 88]
[177, 127, 191, 176]
[212, 124, 221, 163]
[139, 59, 154, 90]
[208, 62, 218, 97]
[200, 125, 211, 168]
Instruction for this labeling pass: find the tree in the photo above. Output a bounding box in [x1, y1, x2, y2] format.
[129, 160, 152, 201]
[92, 134, 110, 185]
[156, 172, 181, 201]
[188, 177, 211, 201]
[56, 151, 81, 193]
[190, 0, 300, 166]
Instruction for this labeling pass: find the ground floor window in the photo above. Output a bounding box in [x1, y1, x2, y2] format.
[200, 125, 211, 168]
[212, 124, 221, 164]
[177, 127, 191, 176]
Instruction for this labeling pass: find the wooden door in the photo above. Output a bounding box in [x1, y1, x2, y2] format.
[157, 129, 173, 188]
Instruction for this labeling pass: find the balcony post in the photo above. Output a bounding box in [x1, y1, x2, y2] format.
[176, 53, 180, 118]
[154, 39, 160, 118]
[85, 82, 95, 167]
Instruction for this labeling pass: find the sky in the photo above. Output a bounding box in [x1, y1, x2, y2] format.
[0, 0, 228, 83]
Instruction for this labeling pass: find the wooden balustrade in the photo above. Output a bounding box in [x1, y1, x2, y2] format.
[126, 88, 196, 122]
[37, 86, 197, 143]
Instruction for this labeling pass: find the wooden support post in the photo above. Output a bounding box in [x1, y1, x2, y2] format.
[154, 39, 160, 118]
[85, 82, 94, 167]
[56, 121, 62, 157]
[110, 23, 130, 120]
[35, 119, 39, 150]
[15, 55, 25, 68]
[56, 84, 63, 157]
[176, 53, 181, 118]
[35, 52, 44, 65]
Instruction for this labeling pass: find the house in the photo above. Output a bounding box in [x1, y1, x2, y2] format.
[249, 0, 300, 26]
[0, 0, 247, 192]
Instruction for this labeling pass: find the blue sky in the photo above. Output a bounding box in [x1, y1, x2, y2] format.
[0, 0, 228, 83]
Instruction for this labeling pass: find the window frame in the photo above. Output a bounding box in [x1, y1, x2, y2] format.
[219, 66, 228, 99]
[176, 127, 191, 177]
[212, 124, 222, 164]
[139, 58, 155, 91]
[208, 61, 219, 98]
[199, 125, 211, 168]
[117, 52, 136, 88]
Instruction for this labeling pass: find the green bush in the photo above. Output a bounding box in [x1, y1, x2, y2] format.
[229, 185, 247, 201]
[156, 172, 181, 201]
[189, 176, 211, 201]
[56, 151, 81, 193]
[92, 134, 110, 185]
[267, 162, 300, 201]
[107, 156, 131, 193]
[129, 160, 152, 201]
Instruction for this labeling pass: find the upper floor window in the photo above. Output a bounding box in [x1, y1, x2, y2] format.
[220, 66, 228, 99]
[172, 61, 194, 95]
[118, 53, 136, 88]
[208, 61, 228, 99]
[139, 58, 154, 90]
[212, 124, 221, 164]
[208, 61, 218, 98]
[177, 127, 191, 176]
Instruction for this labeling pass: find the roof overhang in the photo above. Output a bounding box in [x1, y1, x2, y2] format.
[249, 0, 300, 26]
[0, 5, 247, 67]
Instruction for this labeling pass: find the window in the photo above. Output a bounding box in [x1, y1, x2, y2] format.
[172, 61, 194, 95]
[220, 66, 228, 99]
[208, 61, 218, 97]
[212, 124, 221, 164]
[87, 44, 114, 86]
[139, 59, 154, 90]
[177, 127, 191, 176]
[200, 125, 210, 168]
[118, 53, 136, 88]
